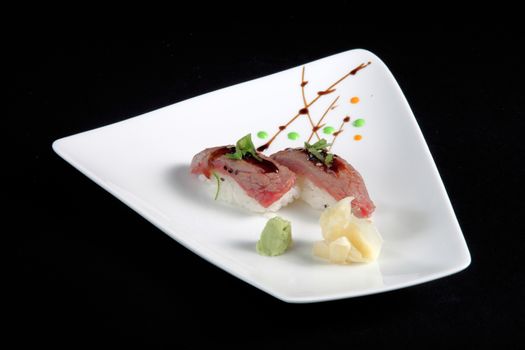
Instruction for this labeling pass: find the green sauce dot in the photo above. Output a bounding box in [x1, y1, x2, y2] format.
[287, 131, 300, 140]
[353, 118, 366, 127]
[257, 131, 268, 139]
[323, 126, 335, 135]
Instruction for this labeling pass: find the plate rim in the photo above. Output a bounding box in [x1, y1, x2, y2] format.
[52, 48, 471, 303]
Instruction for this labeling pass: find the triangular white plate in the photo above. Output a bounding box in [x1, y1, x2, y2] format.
[53, 49, 470, 303]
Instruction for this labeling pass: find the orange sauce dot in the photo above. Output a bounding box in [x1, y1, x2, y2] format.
[354, 134, 363, 141]
[350, 96, 360, 104]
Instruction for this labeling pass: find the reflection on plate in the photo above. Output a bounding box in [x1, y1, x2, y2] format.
[53, 49, 470, 303]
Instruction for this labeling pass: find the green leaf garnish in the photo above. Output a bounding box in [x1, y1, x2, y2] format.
[226, 149, 243, 160]
[325, 153, 334, 165]
[212, 172, 221, 200]
[226, 134, 262, 161]
[304, 138, 334, 167]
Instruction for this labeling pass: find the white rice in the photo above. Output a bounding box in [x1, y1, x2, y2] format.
[198, 174, 300, 213]
[298, 177, 337, 210]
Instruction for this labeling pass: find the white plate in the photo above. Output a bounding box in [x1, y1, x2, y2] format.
[53, 49, 470, 303]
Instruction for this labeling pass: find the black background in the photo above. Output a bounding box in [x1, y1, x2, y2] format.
[11, 27, 524, 346]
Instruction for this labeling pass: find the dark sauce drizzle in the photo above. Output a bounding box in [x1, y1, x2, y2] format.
[329, 115, 352, 151]
[258, 61, 371, 152]
[244, 154, 279, 173]
[210, 146, 279, 174]
[317, 88, 336, 96]
[298, 108, 309, 115]
[301, 148, 342, 173]
[307, 96, 340, 143]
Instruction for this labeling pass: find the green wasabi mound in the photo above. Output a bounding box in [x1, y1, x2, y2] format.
[256, 217, 292, 256]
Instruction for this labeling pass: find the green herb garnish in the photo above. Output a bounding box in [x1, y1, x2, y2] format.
[212, 172, 221, 200]
[226, 134, 262, 161]
[304, 139, 334, 167]
[325, 153, 334, 165]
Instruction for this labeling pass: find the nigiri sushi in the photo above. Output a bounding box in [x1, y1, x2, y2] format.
[270, 139, 375, 218]
[190, 135, 299, 213]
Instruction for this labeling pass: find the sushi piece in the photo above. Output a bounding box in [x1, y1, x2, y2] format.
[190, 135, 299, 213]
[270, 140, 375, 218]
